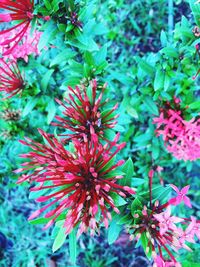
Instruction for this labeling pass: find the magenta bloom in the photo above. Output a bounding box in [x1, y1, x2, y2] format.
[169, 184, 192, 208]
[16, 129, 135, 236]
[153, 206, 184, 235]
[0, 59, 24, 98]
[153, 102, 200, 161]
[186, 216, 200, 240]
[153, 255, 181, 267]
[0, 0, 34, 55]
[0, 25, 42, 62]
[53, 80, 118, 141]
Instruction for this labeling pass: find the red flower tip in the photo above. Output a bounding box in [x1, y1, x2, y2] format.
[28, 210, 41, 221]
[123, 186, 136, 194]
[44, 16, 51, 21]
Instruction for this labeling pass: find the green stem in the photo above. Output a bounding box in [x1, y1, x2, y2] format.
[168, 0, 174, 43]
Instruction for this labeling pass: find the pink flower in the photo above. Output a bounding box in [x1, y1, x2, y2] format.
[153, 101, 200, 161]
[187, 216, 200, 240]
[156, 166, 163, 173]
[174, 227, 194, 251]
[169, 184, 192, 208]
[153, 255, 181, 267]
[0, 25, 42, 62]
[154, 206, 184, 235]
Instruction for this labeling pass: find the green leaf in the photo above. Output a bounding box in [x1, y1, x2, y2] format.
[50, 49, 77, 67]
[44, 0, 52, 10]
[121, 158, 134, 186]
[84, 51, 95, 65]
[131, 178, 145, 187]
[38, 20, 57, 50]
[101, 108, 116, 122]
[141, 185, 171, 203]
[52, 225, 67, 253]
[189, 101, 200, 110]
[126, 106, 138, 119]
[110, 192, 127, 206]
[160, 30, 168, 47]
[160, 47, 179, 58]
[41, 69, 54, 91]
[69, 229, 77, 265]
[141, 232, 152, 258]
[117, 213, 132, 225]
[47, 99, 56, 124]
[164, 73, 171, 91]
[22, 97, 38, 117]
[182, 262, 200, 267]
[144, 97, 159, 115]
[154, 69, 164, 91]
[94, 44, 107, 65]
[114, 124, 125, 132]
[68, 0, 75, 10]
[189, 0, 200, 27]
[52, 0, 63, 11]
[108, 70, 133, 85]
[29, 188, 49, 199]
[108, 220, 121, 244]
[131, 198, 143, 217]
[29, 217, 50, 225]
[138, 59, 155, 75]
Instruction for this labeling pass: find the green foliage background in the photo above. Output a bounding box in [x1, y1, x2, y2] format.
[0, 0, 200, 266]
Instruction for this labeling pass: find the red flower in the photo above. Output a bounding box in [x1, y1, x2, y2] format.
[53, 80, 118, 141]
[0, 59, 24, 98]
[0, 0, 34, 55]
[16, 129, 135, 236]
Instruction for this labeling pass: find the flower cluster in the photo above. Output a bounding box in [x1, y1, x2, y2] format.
[0, 25, 42, 62]
[129, 185, 199, 267]
[153, 99, 200, 161]
[17, 81, 135, 236]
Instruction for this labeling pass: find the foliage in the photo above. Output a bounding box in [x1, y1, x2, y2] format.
[0, 0, 200, 266]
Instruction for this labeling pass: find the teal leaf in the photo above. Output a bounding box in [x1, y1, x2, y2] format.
[22, 97, 38, 117]
[69, 229, 77, 265]
[108, 220, 121, 244]
[52, 225, 67, 253]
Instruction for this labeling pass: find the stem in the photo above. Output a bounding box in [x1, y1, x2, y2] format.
[168, 0, 174, 43]
[148, 170, 153, 208]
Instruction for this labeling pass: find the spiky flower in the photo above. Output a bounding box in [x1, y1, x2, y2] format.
[0, 59, 24, 98]
[0, 0, 35, 55]
[53, 80, 118, 141]
[16, 129, 135, 236]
